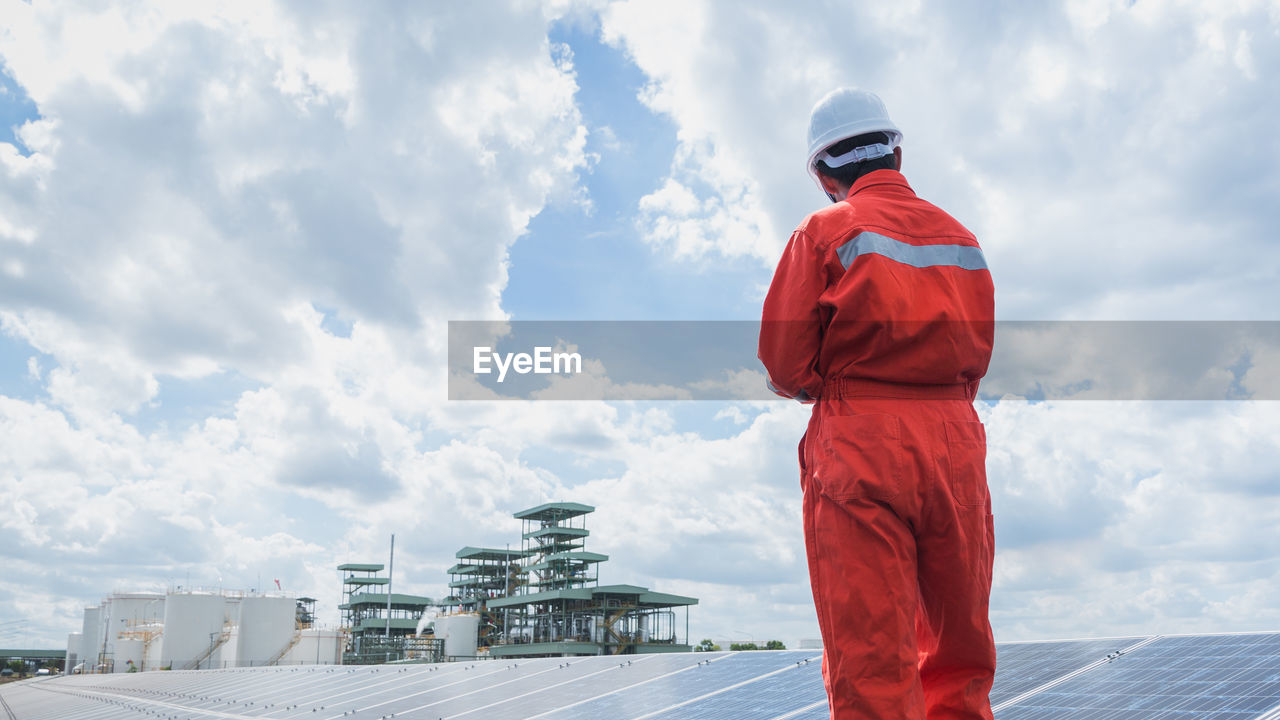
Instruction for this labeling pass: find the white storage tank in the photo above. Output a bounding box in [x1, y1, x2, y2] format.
[433, 613, 480, 659]
[224, 596, 243, 626]
[161, 592, 227, 669]
[281, 628, 343, 665]
[65, 632, 81, 674]
[235, 595, 296, 667]
[113, 638, 144, 673]
[144, 625, 164, 669]
[79, 606, 103, 672]
[104, 592, 164, 664]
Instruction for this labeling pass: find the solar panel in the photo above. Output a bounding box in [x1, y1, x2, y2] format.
[992, 636, 1144, 705]
[6, 635, 1280, 719]
[994, 633, 1280, 720]
[632, 656, 825, 720]
[542, 651, 823, 720]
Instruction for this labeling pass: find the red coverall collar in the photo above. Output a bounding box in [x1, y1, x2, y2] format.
[843, 169, 915, 200]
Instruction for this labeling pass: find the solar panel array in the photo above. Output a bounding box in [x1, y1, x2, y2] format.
[0, 651, 827, 720]
[996, 633, 1280, 719]
[4, 634, 1280, 719]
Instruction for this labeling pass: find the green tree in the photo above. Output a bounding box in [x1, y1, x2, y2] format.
[729, 642, 760, 651]
[5, 660, 25, 676]
[695, 638, 721, 652]
[765, 640, 787, 650]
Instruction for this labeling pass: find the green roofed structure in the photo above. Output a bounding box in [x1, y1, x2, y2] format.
[431, 502, 697, 659]
[338, 562, 438, 664]
[445, 546, 531, 613]
[337, 563, 386, 573]
[340, 593, 435, 634]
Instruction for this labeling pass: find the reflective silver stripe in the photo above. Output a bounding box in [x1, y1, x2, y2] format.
[835, 231, 988, 271]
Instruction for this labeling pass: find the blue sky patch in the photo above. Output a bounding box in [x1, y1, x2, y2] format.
[0, 63, 39, 153]
[133, 370, 265, 435]
[0, 331, 50, 402]
[503, 20, 771, 322]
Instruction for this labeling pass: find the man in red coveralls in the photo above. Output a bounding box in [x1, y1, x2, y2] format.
[759, 88, 996, 719]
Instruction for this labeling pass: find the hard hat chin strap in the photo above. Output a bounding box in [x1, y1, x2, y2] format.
[817, 140, 897, 169]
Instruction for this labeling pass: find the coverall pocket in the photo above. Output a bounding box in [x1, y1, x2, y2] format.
[818, 413, 902, 502]
[944, 420, 988, 507]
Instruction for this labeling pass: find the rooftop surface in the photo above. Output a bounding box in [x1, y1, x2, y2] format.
[338, 592, 434, 609]
[336, 563, 384, 572]
[454, 546, 534, 561]
[0, 649, 64, 659]
[486, 583, 698, 609]
[513, 501, 595, 521]
[6, 632, 1280, 719]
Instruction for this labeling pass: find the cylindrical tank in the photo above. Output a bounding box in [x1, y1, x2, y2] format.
[161, 592, 227, 669]
[143, 624, 165, 670]
[235, 596, 296, 667]
[512, 620, 534, 643]
[216, 630, 238, 669]
[105, 593, 164, 662]
[79, 606, 103, 672]
[65, 632, 81, 673]
[224, 596, 243, 626]
[283, 629, 342, 665]
[113, 638, 144, 673]
[433, 613, 480, 659]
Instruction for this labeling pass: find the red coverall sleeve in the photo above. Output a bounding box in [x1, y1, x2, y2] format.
[759, 228, 826, 403]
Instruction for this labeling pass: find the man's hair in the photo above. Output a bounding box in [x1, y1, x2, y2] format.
[815, 131, 896, 185]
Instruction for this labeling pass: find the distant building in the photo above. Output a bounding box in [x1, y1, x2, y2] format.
[69, 590, 340, 673]
[429, 502, 698, 658]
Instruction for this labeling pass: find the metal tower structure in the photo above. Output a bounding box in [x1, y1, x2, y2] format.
[337, 562, 436, 663]
[483, 502, 697, 657]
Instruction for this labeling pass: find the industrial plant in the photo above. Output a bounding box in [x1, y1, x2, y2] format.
[426, 501, 698, 658]
[63, 501, 694, 674]
[66, 590, 341, 673]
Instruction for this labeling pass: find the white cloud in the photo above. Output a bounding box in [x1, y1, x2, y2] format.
[601, 0, 1280, 320]
[984, 400, 1280, 638]
[0, 0, 593, 642]
[0, 0, 591, 408]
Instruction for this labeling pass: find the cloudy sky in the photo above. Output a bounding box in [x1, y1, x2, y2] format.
[1, 0, 1278, 650]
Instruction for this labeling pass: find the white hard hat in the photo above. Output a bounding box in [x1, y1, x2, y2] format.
[806, 88, 902, 194]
